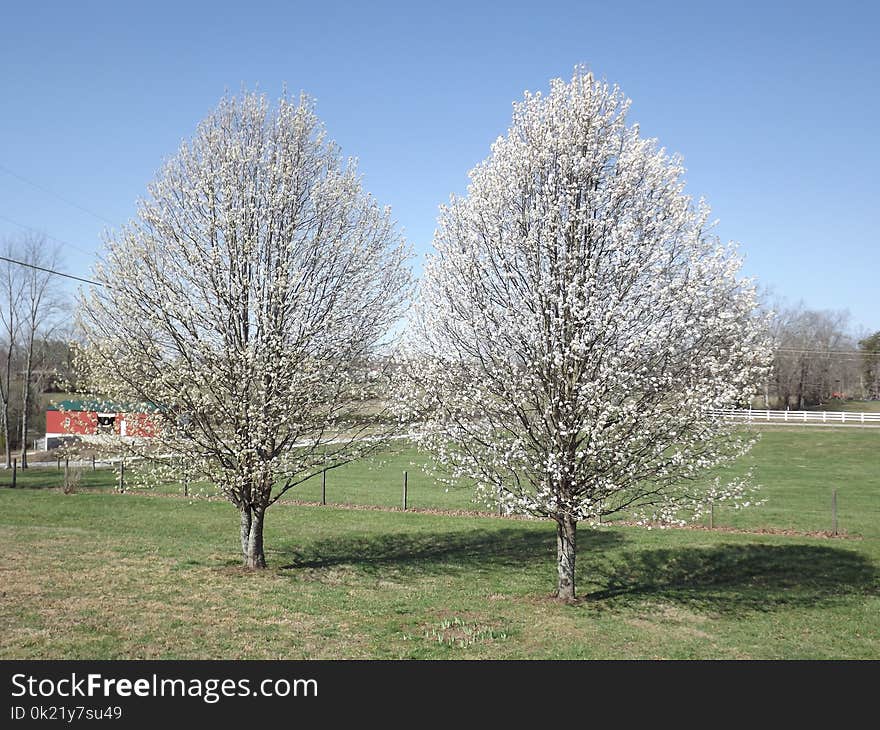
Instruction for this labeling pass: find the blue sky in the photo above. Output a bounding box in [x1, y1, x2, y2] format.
[1, 0, 877, 332]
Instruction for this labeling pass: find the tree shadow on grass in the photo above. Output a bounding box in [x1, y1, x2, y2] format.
[582, 543, 879, 615]
[278, 526, 622, 578]
[277, 526, 878, 615]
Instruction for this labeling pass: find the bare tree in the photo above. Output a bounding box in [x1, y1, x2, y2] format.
[76, 91, 411, 568]
[770, 303, 855, 408]
[0, 239, 23, 467]
[0, 234, 64, 466]
[33, 332, 77, 393]
[405, 70, 770, 600]
[16, 235, 64, 467]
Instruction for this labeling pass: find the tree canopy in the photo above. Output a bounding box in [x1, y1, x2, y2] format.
[76, 91, 412, 567]
[405, 70, 770, 599]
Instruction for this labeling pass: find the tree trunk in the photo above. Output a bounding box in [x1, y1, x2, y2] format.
[797, 361, 807, 411]
[19, 342, 32, 469]
[1, 406, 9, 469]
[19, 396, 28, 469]
[240, 505, 252, 563]
[555, 515, 577, 601]
[2, 355, 11, 469]
[1, 307, 13, 470]
[244, 505, 266, 569]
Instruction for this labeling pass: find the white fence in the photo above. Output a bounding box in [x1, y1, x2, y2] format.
[712, 408, 880, 425]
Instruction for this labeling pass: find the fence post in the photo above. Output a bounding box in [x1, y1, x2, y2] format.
[64, 458, 69, 490]
[709, 501, 715, 530]
[11, 457, 16, 489]
[321, 468, 326, 506]
[92, 455, 96, 472]
[832, 489, 838, 536]
[402, 470, 408, 511]
[118, 458, 125, 494]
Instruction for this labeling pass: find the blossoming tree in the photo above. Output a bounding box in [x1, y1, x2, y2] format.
[76, 91, 411, 568]
[407, 70, 770, 600]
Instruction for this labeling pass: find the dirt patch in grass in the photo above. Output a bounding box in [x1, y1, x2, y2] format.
[17, 483, 868, 543]
[610, 520, 862, 540]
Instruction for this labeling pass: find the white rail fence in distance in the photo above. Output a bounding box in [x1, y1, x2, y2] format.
[712, 408, 880, 425]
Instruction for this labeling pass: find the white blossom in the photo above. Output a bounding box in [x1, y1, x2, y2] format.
[401, 69, 772, 599]
[74, 90, 412, 568]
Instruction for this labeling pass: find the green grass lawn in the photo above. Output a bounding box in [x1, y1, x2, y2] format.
[4, 427, 875, 534]
[0, 464, 120, 493]
[1, 428, 877, 659]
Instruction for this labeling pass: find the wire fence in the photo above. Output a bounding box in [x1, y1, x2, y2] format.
[1, 451, 875, 539]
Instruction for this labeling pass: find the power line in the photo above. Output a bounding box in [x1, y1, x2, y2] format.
[0, 162, 117, 226]
[0, 251, 873, 343]
[0, 255, 105, 288]
[0, 213, 99, 259]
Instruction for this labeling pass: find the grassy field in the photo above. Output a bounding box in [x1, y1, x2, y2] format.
[0, 428, 877, 659]
[4, 428, 876, 534]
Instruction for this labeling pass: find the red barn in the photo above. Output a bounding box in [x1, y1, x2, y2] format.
[45, 400, 160, 447]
